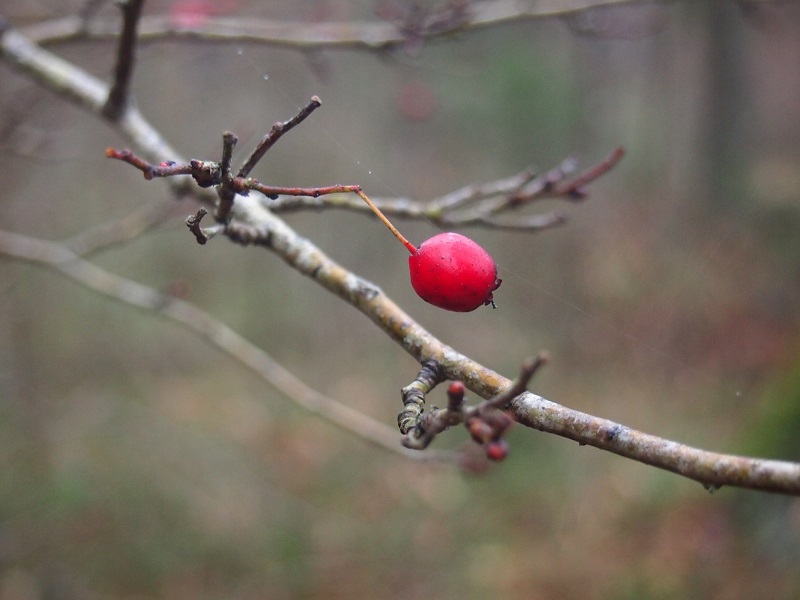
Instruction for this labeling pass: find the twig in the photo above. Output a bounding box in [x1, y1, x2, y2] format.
[102, 0, 145, 120]
[215, 131, 238, 221]
[553, 146, 626, 199]
[185, 208, 210, 244]
[237, 96, 321, 179]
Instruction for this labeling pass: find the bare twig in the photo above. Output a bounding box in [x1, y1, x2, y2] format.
[237, 96, 321, 179]
[105, 144, 619, 233]
[185, 207, 210, 244]
[258, 151, 622, 231]
[552, 146, 626, 199]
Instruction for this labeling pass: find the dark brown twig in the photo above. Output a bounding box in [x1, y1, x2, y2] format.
[215, 131, 239, 222]
[237, 96, 322, 179]
[186, 208, 210, 244]
[102, 0, 145, 120]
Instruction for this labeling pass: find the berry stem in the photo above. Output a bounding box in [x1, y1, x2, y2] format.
[355, 189, 417, 254]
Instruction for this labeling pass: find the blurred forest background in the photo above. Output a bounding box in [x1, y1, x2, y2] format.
[1, 0, 800, 598]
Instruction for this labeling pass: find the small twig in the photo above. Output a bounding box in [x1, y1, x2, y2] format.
[215, 131, 238, 222]
[256, 149, 622, 231]
[553, 146, 626, 199]
[186, 208, 210, 244]
[239, 181, 362, 200]
[237, 96, 322, 179]
[398, 360, 445, 435]
[105, 147, 193, 179]
[102, 0, 146, 120]
[19, 1, 657, 52]
[471, 353, 549, 414]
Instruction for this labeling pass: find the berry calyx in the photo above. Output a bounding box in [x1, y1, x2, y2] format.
[355, 189, 501, 312]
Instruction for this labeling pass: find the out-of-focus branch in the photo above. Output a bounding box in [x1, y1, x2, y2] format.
[0, 227, 452, 464]
[19, 1, 651, 50]
[102, 0, 145, 120]
[64, 199, 178, 256]
[262, 150, 624, 231]
[0, 21, 195, 193]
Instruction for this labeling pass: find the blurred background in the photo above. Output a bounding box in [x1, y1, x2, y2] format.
[1, 0, 800, 598]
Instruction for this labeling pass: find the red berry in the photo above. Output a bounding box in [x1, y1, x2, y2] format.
[354, 189, 501, 312]
[409, 233, 501, 312]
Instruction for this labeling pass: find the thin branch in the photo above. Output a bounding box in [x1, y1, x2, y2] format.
[0, 227, 453, 465]
[259, 151, 622, 230]
[102, 0, 145, 120]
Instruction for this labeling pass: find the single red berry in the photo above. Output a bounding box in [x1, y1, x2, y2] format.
[485, 438, 509, 461]
[354, 189, 501, 312]
[409, 233, 500, 312]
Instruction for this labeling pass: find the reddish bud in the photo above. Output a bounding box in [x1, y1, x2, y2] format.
[467, 418, 493, 444]
[447, 381, 466, 407]
[485, 438, 509, 461]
